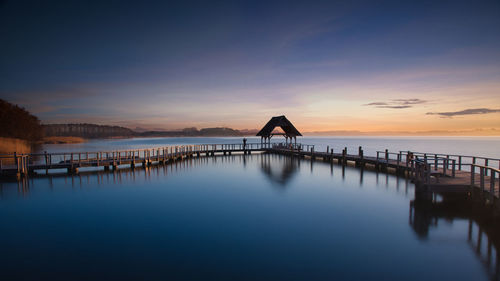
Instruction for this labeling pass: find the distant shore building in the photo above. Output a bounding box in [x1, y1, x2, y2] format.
[256, 115, 302, 145]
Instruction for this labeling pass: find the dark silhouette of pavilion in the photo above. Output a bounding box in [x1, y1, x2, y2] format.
[256, 115, 302, 145]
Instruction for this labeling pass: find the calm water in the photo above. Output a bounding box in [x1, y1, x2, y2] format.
[0, 152, 498, 280]
[41, 136, 500, 159]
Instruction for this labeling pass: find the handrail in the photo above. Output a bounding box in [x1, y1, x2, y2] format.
[399, 150, 500, 162]
[0, 142, 272, 157]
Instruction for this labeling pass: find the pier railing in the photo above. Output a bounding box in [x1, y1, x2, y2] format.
[399, 151, 500, 174]
[0, 143, 271, 175]
[470, 164, 499, 198]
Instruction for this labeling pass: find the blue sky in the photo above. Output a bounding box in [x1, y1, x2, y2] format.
[1, 0, 499, 133]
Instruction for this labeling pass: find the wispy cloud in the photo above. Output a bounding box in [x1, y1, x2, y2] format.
[364, 98, 427, 109]
[426, 108, 500, 117]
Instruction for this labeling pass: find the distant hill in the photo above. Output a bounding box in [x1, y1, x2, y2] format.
[43, 123, 258, 138]
[43, 124, 135, 138]
[135, 127, 246, 137]
[0, 99, 43, 141]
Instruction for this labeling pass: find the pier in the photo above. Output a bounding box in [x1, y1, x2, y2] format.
[1, 142, 499, 203]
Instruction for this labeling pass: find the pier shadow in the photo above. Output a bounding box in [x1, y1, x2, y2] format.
[410, 194, 500, 281]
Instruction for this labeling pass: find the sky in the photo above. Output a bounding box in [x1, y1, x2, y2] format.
[1, 0, 499, 134]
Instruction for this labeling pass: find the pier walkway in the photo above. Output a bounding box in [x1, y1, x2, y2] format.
[1, 142, 499, 200]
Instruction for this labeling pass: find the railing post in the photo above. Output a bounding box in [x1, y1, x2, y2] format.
[452, 160, 455, 177]
[490, 170, 496, 197]
[426, 163, 431, 184]
[471, 165, 475, 186]
[485, 159, 489, 176]
[480, 167, 485, 191]
[458, 156, 462, 171]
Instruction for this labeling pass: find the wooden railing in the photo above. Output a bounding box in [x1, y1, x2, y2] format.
[399, 151, 500, 174]
[470, 164, 499, 197]
[0, 143, 273, 174]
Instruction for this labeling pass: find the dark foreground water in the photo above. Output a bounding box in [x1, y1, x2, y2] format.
[0, 154, 497, 281]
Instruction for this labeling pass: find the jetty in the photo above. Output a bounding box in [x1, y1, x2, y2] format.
[1, 115, 499, 204]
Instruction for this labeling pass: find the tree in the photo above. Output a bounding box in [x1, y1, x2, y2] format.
[0, 99, 43, 141]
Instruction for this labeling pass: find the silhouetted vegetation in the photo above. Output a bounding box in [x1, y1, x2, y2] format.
[43, 123, 255, 138]
[43, 124, 135, 138]
[135, 127, 247, 137]
[0, 99, 43, 141]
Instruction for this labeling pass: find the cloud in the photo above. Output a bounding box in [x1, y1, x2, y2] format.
[426, 108, 500, 117]
[364, 98, 427, 109]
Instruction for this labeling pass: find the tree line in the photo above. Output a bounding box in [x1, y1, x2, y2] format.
[0, 99, 43, 141]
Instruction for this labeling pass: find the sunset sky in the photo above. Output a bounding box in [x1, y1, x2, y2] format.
[1, 0, 499, 134]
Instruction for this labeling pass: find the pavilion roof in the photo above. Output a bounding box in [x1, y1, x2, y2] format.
[256, 115, 302, 138]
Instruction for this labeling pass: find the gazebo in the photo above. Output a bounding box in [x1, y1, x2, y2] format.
[256, 115, 302, 145]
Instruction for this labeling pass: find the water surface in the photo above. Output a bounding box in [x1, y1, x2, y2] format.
[0, 154, 496, 280]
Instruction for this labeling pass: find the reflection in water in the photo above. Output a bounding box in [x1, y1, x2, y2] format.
[260, 154, 299, 187]
[410, 196, 500, 281]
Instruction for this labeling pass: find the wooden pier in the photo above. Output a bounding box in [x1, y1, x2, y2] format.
[1, 142, 499, 202]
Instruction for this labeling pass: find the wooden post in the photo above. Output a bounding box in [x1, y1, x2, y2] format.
[485, 159, 489, 176]
[480, 167, 485, 191]
[490, 170, 495, 197]
[471, 165, 475, 187]
[458, 156, 462, 171]
[426, 163, 431, 184]
[385, 149, 388, 161]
